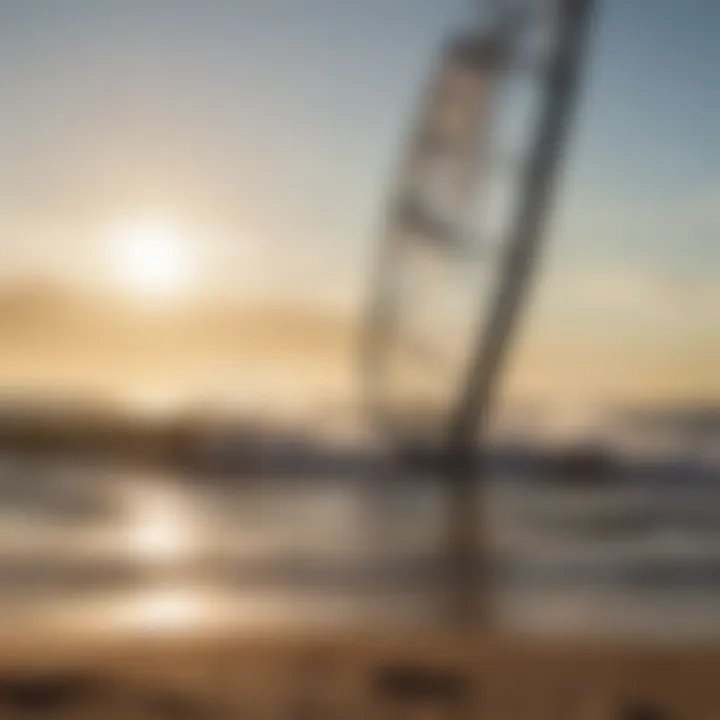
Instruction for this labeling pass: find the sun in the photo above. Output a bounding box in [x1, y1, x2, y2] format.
[109, 217, 192, 297]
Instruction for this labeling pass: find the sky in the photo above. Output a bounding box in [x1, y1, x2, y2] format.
[0, 0, 717, 409]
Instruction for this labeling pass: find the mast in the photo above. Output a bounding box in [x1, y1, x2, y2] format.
[446, 0, 594, 627]
[363, 0, 595, 628]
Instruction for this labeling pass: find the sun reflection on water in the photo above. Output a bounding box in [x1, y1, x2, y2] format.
[124, 480, 199, 565]
[128, 587, 207, 631]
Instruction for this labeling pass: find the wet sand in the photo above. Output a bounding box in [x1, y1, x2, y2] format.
[0, 628, 719, 718]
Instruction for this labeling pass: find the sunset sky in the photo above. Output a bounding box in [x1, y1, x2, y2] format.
[0, 0, 717, 410]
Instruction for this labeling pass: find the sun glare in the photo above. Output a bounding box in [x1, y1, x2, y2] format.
[109, 217, 192, 297]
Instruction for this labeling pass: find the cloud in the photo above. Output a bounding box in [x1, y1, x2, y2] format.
[0, 282, 357, 406]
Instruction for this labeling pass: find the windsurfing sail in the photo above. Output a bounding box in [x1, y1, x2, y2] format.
[363, 0, 595, 624]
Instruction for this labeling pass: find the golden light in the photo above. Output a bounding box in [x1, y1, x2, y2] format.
[109, 217, 193, 297]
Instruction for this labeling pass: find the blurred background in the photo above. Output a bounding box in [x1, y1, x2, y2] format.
[0, 0, 717, 643]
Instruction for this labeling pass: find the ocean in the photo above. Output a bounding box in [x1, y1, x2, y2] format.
[0, 451, 718, 642]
